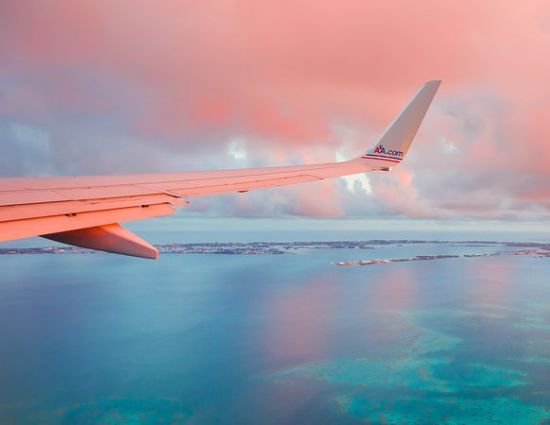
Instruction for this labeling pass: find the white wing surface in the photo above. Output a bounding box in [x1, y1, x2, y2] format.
[0, 81, 440, 258]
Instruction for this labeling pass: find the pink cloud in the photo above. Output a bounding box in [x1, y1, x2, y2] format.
[0, 1, 549, 220]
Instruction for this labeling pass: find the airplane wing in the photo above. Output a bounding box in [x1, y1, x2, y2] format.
[0, 81, 440, 258]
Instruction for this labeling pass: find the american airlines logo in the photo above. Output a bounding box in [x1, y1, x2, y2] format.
[373, 145, 404, 158]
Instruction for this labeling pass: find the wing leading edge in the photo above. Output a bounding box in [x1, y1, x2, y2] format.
[0, 81, 440, 258]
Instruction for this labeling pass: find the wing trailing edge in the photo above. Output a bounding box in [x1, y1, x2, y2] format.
[0, 203, 175, 242]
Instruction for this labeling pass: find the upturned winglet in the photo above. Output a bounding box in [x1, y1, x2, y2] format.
[361, 80, 441, 164]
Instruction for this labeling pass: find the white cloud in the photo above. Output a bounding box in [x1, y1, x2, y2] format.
[440, 136, 458, 154]
[0, 122, 54, 176]
[335, 149, 372, 194]
[226, 137, 248, 160]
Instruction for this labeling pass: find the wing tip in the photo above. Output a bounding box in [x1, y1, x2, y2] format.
[359, 80, 441, 165]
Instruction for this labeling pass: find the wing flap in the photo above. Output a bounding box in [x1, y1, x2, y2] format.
[138, 161, 370, 197]
[0, 203, 175, 242]
[0, 185, 162, 206]
[0, 190, 69, 205]
[55, 185, 161, 200]
[166, 174, 323, 197]
[0, 194, 184, 222]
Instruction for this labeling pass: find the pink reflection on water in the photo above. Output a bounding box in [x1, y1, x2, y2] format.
[351, 267, 423, 350]
[363, 267, 421, 314]
[261, 274, 340, 364]
[463, 256, 515, 307]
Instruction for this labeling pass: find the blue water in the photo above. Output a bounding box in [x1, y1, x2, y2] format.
[0, 243, 548, 424]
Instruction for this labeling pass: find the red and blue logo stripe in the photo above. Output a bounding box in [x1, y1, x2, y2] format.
[362, 145, 404, 163]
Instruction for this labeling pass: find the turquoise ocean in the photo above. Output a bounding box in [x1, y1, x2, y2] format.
[0, 231, 549, 424]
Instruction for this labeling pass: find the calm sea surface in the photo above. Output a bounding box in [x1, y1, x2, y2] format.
[0, 241, 549, 424]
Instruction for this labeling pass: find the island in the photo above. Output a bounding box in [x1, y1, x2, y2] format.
[0, 240, 548, 266]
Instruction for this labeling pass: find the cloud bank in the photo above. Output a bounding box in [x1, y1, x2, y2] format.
[1, 0, 549, 221]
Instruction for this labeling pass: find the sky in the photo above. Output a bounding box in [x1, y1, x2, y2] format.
[1, 0, 549, 233]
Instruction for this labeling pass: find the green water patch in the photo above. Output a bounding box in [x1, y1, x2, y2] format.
[432, 363, 527, 389]
[25, 398, 193, 425]
[269, 317, 460, 392]
[268, 307, 549, 423]
[274, 355, 452, 393]
[271, 345, 526, 395]
[334, 393, 550, 425]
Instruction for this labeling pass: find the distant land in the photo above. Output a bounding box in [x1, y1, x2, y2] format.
[1, 241, 548, 266]
[334, 248, 550, 267]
